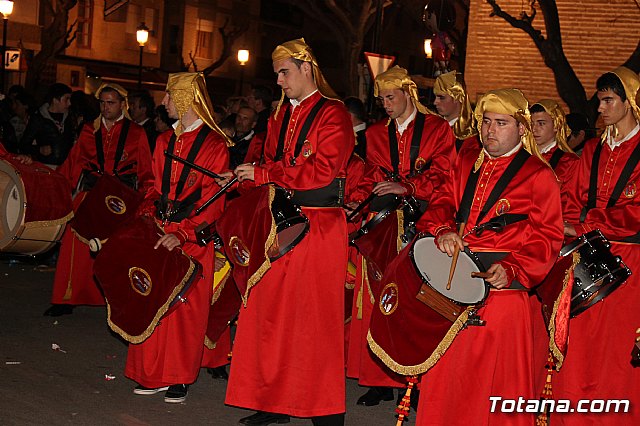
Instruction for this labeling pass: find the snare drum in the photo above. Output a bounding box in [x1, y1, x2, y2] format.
[349, 194, 401, 244]
[267, 187, 309, 260]
[367, 235, 488, 375]
[0, 158, 73, 254]
[93, 216, 201, 343]
[560, 230, 631, 317]
[411, 235, 489, 321]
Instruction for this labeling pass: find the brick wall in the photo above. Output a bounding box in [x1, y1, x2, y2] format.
[465, 0, 639, 110]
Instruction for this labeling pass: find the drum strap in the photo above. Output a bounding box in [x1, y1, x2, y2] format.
[273, 97, 328, 165]
[580, 143, 602, 222]
[387, 112, 427, 178]
[548, 148, 565, 170]
[456, 149, 530, 226]
[607, 140, 640, 208]
[455, 138, 464, 153]
[160, 126, 211, 221]
[95, 119, 131, 175]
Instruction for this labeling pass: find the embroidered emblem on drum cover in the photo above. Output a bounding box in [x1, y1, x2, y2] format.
[495, 198, 510, 216]
[187, 171, 198, 188]
[229, 236, 251, 266]
[415, 157, 427, 171]
[105, 195, 127, 214]
[379, 283, 399, 315]
[129, 267, 152, 296]
[302, 140, 313, 158]
[624, 181, 636, 198]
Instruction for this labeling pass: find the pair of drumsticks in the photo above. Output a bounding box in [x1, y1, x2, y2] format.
[445, 222, 492, 290]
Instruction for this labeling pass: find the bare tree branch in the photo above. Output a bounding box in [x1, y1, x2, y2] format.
[486, 0, 544, 48]
[201, 18, 249, 76]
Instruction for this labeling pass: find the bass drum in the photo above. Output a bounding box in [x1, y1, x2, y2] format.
[0, 158, 72, 255]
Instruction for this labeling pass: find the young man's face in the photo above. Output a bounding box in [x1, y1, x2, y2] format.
[597, 88, 630, 126]
[99, 91, 124, 121]
[434, 93, 461, 121]
[378, 89, 411, 120]
[161, 92, 178, 119]
[273, 58, 310, 102]
[531, 111, 556, 147]
[51, 93, 72, 114]
[481, 111, 525, 157]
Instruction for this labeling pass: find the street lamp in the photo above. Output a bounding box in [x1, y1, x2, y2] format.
[136, 22, 149, 89]
[0, 0, 14, 93]
[424, 38, 433, 59]
[237, 49, 249, 95]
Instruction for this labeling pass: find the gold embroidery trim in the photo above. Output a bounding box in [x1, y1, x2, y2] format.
[548, 251, 580, 370]
[24, 211, 74, 229]
[106, 259, 197, 344]
[242, 185, 277, 305]
[366, 307, 473, 376]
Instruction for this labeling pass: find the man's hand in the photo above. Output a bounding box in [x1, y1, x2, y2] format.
[12, 154, 32, 165]
[484, 264, 509, 289]
[215, 171, 235, 187]
[564, 222, 577, 237]
[214, 254, 227, 272]
[373, 181, 407, 196]
[154, 233, 181, 251]
[436, 232, 467, 256]
[343, 201, 359, 215]
[235, 163, 255, 182]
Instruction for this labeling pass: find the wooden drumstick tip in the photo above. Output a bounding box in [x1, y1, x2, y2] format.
[471, 271, 493, 279]
[445, 222, 466, 290]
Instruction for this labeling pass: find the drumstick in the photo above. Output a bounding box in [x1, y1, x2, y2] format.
[471, 271, 493, 279]
[346, 192, 376, 222]
[446, 222, 466, 291]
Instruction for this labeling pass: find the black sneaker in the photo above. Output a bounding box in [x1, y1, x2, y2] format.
[207, 366, 229, 380]
[238, 411, 290, 425]
[164, 384, 188, 403]
[133, 385, 169, 395]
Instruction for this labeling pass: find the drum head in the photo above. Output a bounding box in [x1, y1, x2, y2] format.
[0, 160, 24, 248]
[411, 236, 487, 304]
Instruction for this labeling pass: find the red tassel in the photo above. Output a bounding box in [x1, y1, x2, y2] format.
[535, 353, 556, 426]
[395, 376, 419, 425]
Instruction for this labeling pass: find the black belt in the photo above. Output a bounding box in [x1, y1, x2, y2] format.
[290, 178, 345, 207]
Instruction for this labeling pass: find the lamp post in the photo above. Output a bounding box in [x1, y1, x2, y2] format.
[0, 0, 14, 93]
[136, 22, 149, 89]
[424, 37, 433, 78]
[237, 49, 249, 95]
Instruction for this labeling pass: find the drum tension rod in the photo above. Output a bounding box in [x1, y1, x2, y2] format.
[464, 311, 486, 328]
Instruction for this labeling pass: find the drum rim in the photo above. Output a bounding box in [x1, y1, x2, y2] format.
[0, 159, 27, 249]
[268, 218, 310, 261]
[409, 234, 489, 306]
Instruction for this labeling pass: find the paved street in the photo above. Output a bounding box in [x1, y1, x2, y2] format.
[0, 256, 416, 426]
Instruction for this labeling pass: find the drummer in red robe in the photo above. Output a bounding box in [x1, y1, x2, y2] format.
[556, 67, 640, 424]
[125, 72, 231, 403]
[433, 70, 480, 155]
[414, 88, 563, 425]
[225, 38, 353, 426]
[530, 99, 579, 208]
[345, 66, 455, 406]
[0, 143, 32, 164]
[44, 83, 153, 316]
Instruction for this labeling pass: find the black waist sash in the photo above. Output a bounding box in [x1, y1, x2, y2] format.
[290, 177, 345, 207]
[474, 251, 525, 290]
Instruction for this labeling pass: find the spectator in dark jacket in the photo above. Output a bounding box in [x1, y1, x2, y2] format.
[20, 83, 75, 167]
[129, 90, 158, 152]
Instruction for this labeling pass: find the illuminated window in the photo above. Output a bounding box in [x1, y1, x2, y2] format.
[195, 30, 213, 59]
[77, 0, 94, 48]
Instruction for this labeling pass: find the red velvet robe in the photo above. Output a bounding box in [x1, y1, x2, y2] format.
[125, 123, 229, 387]
[51, 119, 153, 306]
[554, 132, 640, 425]
[346, 113, 456, 387]
[225, 91, 353, 417]
[414, 146, 563, 425]
[542, 145, 579, 209]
